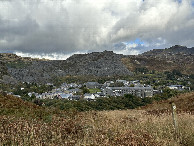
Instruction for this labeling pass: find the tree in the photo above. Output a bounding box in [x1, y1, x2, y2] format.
[30, 94, 36, 101]
[135, 67, 149, 74]
[189, 74, 194, 79]
[172, 69, 182, 77]
[82, 87, 90, 94]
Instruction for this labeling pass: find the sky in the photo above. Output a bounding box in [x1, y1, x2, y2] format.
[0, 0, 194, 60]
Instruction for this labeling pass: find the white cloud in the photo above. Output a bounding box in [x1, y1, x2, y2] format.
[15, 50, 88, 60]
[0, 0, 194, 59]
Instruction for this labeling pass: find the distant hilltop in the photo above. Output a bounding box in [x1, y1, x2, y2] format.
[0, 53, 48, 62]
[142, 45, 194, 57]
[0, 45, 194, 83]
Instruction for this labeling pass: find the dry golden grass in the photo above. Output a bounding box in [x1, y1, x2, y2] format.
[1, 92, 194, 145]
[1, 110, 194, 145]
[143, 92, 194, 114]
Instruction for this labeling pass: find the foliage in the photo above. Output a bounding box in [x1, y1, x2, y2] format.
[1, 91, 194, 145]
[189, 74, 194, 79]
[172, 69, 182, 77]
[13, 82, 53, 96]
[135, 67, 149, 74]
[165, 69, 183, 80]
[1, 102, 194, 145]
[0, 93, 53, 122]
[40, 94, 153, 112]
[82, 87, 90, 94]
[153, 88, 180, 101]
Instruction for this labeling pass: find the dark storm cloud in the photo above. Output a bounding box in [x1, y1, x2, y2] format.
[0, 0, 194, 59]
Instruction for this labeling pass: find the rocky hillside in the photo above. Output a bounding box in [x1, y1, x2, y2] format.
[1, 45, 194, 83]
[1, 51, 132, 83]
[65, 51, 132, 76]
[142, 45, 194, 57]
[122, 45, 194, 74]
[0, 61, 7, 78]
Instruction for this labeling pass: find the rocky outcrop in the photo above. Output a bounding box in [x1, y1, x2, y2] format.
[142, 45, 194, 57]
[122, 45, 194, 74]
[3, 51, 132, 83]
[1, 45, 194, 83]
[65, 51, 132, 76]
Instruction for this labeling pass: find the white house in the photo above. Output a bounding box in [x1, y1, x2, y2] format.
[84, 93, 95, 100]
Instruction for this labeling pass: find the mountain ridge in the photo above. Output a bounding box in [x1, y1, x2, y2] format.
[1, 45, 194, 83]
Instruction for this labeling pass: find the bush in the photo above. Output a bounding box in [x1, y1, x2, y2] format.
[40, 94, 152, 112]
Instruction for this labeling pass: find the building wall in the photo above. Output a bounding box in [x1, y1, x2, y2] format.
[103, 87, 153, 98]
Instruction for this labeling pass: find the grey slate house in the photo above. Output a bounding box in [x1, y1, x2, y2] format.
[103, 86, 153, 98]
[85, 82, 101, 89]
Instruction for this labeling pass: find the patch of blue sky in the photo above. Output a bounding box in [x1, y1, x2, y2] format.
[177, 0, 182, 3]
[123, 38, 145, 45]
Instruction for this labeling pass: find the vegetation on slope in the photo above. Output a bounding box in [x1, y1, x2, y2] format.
[0, 92, 54, 121]
[1, 91, 194, 145]
[143, 92, 194, 114]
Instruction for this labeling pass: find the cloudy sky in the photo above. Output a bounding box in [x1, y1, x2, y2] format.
[0, 0, 194, 59]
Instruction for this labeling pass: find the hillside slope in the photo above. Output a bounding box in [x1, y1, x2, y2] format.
[142, 92, 194, 114]
[2, 51, 132, 83]
[0, 92, 52, 120]
[0, 92, 194, 145]
[1, 45, 194, 83]
[122, 45, 194, 74]
[0, 61, 7, 78]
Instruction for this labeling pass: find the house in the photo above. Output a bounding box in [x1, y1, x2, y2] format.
[28, 92, 41, 98]
[68, 88, 82, 94]
[85, 82, 100, 89]
[168, 85, 190, 91]
[41, 93, 55, 99]
[153, 90, 162, 95]
[94, 93, 100, 98]
[68, 83, 78, 88]
[84, 93, 95, 100]
[58, 93, 73, 99]
[46, 83, 53, 86]
[69, 95, 81, 100]
[14, 95, 21, 98]
[168, 85, 183, 90]
[130, 80, 140, 84]
[103, 86, 153, 98]
[130, 80, 140, 86]
[116, 80, 129, 86]
[104, 81, 114, 87]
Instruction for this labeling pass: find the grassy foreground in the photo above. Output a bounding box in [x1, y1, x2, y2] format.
[0, 93, 194, 145]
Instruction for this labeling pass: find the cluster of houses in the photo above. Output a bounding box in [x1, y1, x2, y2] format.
[167, 85, 190, 91]
[13, 79, 189, 101]
[25, 80, 154, 100]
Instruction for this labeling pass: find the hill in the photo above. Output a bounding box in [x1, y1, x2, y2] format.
[0, 61, 7, 78]
[0, 92, 53, 120]
[122, 45, 194, 74]
[143, 92, 194, 115]
[142, 45, 194, 56]
[1, 51, 132, 83]
[0, 92, 194, 145]
[1, 45, 194, 83]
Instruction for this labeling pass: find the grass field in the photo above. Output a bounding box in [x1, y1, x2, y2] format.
[89, 88, 101, 93]
[0, 92, 194, 145]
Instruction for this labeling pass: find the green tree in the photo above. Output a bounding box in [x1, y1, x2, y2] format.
[172, 69, 182, 77]
[82, 87, 90, 94]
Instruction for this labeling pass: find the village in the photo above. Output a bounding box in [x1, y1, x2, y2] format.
[10, 79, 189, 101]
